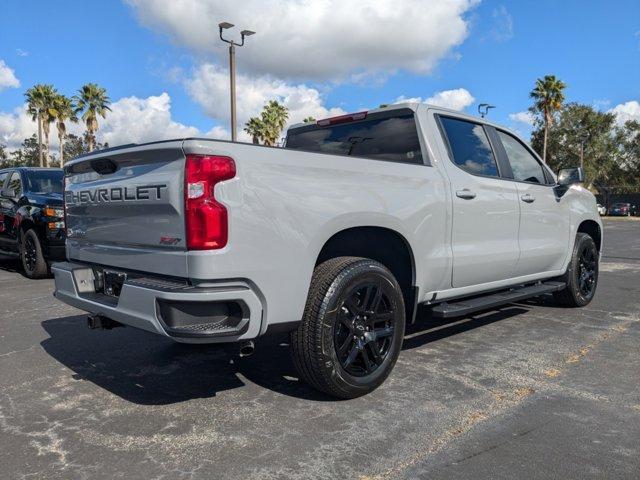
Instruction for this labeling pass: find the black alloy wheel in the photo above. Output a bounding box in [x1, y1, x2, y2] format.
[554, 233, 599, 307]
[20, 228, 49, 279]
[577, 241, 597, 298]
[291, 256, 406, 399]
[334, 281, 396, 377]
[23, 234, 38, 273]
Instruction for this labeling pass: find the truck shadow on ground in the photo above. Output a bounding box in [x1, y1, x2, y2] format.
[0, 256, 23, 274]
[40, 305, 531, 405]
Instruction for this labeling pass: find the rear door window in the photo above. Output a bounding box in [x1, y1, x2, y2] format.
[439, 117, 499, 177]
[285, 109, 423, 164]
[496, 131, 547, 184]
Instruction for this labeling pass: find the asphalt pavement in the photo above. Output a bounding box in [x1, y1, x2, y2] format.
[0, 218, 638, 479]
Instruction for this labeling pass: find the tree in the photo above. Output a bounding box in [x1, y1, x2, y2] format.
[529, 75, 566, 162]
[617, 120, 640, 180]
[74, 83, 111, 152]
[2, 135, 41, 168]
[260, 100, 289, 146]
[531, 103, 629, 190]
[303, 116, 316, 123]
[244, 101, 290, 146]
[244, 117, 265, 144]
[63, 133, 108, 160]
[51, 94, 77, 166]
[25, 84, 58, 167]
[63, 133, 87, 160]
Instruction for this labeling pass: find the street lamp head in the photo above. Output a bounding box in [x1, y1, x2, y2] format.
[240, 29, 256, 37]
[219, 22, 234, 30]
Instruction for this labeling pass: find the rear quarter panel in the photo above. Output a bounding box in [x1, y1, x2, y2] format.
[182, 138, 450, 330]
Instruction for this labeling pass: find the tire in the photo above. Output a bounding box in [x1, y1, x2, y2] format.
[20, 228, 49, 279]
[291, 257, 406, 399]
[553, 233, 598, 307]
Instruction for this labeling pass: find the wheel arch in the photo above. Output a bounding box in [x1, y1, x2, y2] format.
[315, 226, 418, 322]
[577, 219, 602, 253]
[17, 217, 39, 241]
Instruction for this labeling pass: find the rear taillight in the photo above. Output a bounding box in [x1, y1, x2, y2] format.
[184, 154, 236, 250]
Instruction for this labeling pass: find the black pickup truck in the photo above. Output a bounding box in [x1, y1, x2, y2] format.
[0, 167, 66, 278]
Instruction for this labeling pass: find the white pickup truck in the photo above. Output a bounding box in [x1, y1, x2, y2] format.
[53, 103, 602, 398]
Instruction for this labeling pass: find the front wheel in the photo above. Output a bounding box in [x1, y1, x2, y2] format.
[291, 257, 406, 399]
[553, 233, 599, 307]
[21, 228, 49, 279]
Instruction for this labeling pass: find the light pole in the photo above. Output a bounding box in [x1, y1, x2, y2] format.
[219, 22, 255, 141]
[478, 103, 495, 118]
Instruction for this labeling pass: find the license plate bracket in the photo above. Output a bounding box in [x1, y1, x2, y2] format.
[103, 270, 127, 297]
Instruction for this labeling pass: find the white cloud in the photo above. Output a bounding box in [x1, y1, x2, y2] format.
[396, 88, 475, 111]
[185, 63, 345, 137]
[98, 92, 200, 146]
[126, 0, 478, 80]
[509, 111, 534, 125]
[608, 100, 640, 126]
[0, 93, 211, 150]
[0, 59, 20, 91]
[0, 105, 35, 149]
[489, 5, 513, 42]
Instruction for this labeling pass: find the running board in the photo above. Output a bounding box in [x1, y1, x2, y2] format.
[431, 281, 566, 318]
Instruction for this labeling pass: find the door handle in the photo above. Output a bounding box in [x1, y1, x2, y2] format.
[456, 189, 476, 200]
[521, 194, 535, 203]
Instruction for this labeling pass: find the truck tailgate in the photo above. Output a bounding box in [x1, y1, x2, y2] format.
[64, 142, 188, 277]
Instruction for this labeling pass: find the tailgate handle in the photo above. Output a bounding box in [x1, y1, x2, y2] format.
[90, 158, 118, 175]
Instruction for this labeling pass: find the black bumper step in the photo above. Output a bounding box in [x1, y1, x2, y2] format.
[431, 281, 565, 318]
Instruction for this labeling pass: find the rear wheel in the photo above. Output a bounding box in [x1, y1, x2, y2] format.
[291, 257, 405, 399]
[21, 229, 49, 279]
[553, 233, 598, 307]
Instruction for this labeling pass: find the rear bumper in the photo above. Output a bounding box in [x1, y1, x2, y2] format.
[51, 261, 264, 344]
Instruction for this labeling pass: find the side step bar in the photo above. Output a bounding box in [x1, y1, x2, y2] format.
[431, 281, 566, 318]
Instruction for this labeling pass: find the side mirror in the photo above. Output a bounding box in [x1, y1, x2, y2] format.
[557, 167, 584, 186]
[0, 188, 16, 199]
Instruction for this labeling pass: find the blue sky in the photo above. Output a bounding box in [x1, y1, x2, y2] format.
[1, 0, 639, 148]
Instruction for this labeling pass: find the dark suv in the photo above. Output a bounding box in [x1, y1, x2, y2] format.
[0, 168, 66, 278]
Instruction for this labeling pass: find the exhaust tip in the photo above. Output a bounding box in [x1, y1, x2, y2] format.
[239, 340, 255, 357]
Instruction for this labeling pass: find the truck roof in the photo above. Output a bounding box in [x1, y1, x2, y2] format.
[286, 102, 506, 132]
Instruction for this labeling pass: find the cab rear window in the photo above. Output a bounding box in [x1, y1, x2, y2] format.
[285, 109, 423, 165]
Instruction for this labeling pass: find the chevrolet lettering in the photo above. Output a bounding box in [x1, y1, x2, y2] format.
[65, 184, 167, 205]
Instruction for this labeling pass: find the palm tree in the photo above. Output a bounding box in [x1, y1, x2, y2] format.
[260, 100, 289, 146]
[244, 117, 265, 144]
[530, 75, 566, 162]
[74, 83, 111, 152]
[51, 94, 77, 165]
[25, 84, 57, 167]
